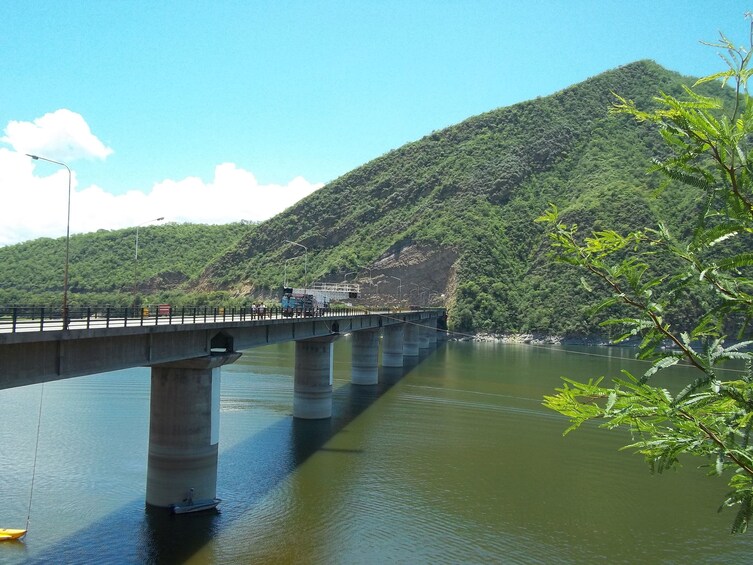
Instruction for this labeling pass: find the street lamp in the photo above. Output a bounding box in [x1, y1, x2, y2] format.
[134, 216, 165, 305]
[283, 256, 303, 287]
[27, 154, 72, 329]
[284, 240, 308, 289]
[388, 275, 402, 305]
[410, 283, 426, 306]
[355, 264, 372, 284]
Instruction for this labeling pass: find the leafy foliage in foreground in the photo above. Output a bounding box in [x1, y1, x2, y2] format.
[540, 24, 753, 533]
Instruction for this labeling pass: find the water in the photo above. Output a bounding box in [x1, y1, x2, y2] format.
[1, 339, 752, 564]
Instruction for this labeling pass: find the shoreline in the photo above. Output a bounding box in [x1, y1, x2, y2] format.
[458, 332, 612, 346]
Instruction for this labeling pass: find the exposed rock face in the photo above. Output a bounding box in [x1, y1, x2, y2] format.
[355, 244, 458, 308]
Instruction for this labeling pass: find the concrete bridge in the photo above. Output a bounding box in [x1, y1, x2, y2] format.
[0, 307, 447, 511]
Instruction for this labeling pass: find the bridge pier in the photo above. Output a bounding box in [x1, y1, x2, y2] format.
[382, 324, 405, 367]
[428, 318, 438, 345]
[418, 323, 431, 349]
[403, 323, 420, 357]
[294, 335, 339, 419]
[145, 352, 241, 509]
[351, 328, 379, 385]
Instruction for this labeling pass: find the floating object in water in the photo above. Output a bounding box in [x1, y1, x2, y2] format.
[0, 529, 26, 541]
[170, 498, 222, 514]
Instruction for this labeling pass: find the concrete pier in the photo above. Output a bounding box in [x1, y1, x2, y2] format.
[403, 323, 420, 357]
[428, 318, 438, 345]
[146, 352, 241, 508]
[351, 328, 380, 385]
[294, 335, 339, 419]
[418, 323, 431, 349]
[382, 324, 405, 367]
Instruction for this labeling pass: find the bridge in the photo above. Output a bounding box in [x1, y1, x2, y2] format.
[0, 305, 447, 511]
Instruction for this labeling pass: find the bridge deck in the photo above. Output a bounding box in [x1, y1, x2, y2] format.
[0, 307, 441, 390]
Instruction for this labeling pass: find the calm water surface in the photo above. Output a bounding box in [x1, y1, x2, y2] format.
[1, 339, 752, 564]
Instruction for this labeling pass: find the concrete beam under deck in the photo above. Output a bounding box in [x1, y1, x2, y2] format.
[0, 311, 433, 390]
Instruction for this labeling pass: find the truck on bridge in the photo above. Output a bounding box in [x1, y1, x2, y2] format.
[280, 282, 360, 317]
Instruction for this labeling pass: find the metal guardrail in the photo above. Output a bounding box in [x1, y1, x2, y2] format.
[0, 304, 391, 333]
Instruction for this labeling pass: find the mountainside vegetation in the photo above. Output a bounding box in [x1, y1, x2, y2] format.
[0, 222, 251, 307]
[0, 60, 732, 337]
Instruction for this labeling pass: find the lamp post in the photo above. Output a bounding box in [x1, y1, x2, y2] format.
[410, 283, 425, 306]
[134, 216, 164, 306]
[27, 154, 72, 329]
[284, 240, 308, 289]
[283, 256, 303, 287]
[355, 264, 372, 284]
[388, 275, 402, 305]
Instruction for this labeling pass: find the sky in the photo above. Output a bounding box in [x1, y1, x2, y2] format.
[0, 1, 750, 246]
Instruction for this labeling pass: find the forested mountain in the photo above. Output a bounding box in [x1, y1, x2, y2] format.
[0, 223, 251, 306]
[0, 61, 728, 336]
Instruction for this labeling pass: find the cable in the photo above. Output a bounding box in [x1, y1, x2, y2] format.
[26, 383, 44, 533]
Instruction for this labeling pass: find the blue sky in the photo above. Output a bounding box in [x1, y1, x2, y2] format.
[0, 1, 750, 245]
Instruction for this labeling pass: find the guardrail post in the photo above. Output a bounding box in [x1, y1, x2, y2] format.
[12, 307, 17, 332]
[40, 307, 44, 331]
[106, 307, 111, 328]
[86, 307, 92, 329]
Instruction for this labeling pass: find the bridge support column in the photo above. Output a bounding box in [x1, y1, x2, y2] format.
[146, 352, 241, 509]
[437, 314, 449, 343]
[382, 324, 405, 367]
[404, 323, 420, 357]
[294, 335, 339, 419]
[428, 318, 438, 345]
[351, 328, 379, 385]
[418, 323, 431, 349]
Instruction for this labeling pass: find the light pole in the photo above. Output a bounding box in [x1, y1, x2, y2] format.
[388, 275, 402, 305]
[355, 264, 372, 284]
[283, 256, 303, 287]
[410, 283, 425, 306]
[284, 240, 308, 289]
[134, 216, 164, 305]
[27, 154, 71, 329]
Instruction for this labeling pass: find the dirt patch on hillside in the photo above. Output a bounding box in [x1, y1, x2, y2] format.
[355, 244, 459, 308]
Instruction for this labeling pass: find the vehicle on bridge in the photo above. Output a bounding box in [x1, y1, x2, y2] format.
[281, 288, 320, 317]
[280, 282, 361, 317]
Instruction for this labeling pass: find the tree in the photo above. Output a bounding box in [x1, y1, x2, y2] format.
[538, 20, 753, 533]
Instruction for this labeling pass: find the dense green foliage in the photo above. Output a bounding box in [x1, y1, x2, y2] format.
[541, 28, 753, 532]
[0, 222, 250, 306]
[0, 60, 729, 334]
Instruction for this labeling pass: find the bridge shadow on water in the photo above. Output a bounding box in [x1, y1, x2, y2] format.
[28, 350, 432, 565]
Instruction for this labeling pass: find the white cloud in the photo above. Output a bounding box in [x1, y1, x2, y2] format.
[1, 109, 113, 161]
[0, 111, 324, 246]
[0, 149, 324, 246]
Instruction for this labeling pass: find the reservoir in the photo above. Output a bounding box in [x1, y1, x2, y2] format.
[2, 338, 752, 563]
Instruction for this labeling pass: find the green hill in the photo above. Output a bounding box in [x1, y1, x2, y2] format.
[0, 60, 728, 336]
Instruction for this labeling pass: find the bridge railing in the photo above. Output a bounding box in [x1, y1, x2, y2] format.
[0, 304, 392, 333]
